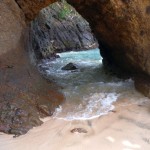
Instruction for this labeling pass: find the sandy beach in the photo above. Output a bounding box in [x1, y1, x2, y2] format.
[0, 97, 149, 150]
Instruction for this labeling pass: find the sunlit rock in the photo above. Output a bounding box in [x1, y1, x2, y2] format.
[31, 1, 98, 58]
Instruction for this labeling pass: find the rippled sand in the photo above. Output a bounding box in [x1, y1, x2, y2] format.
[0, 98, 150, 150]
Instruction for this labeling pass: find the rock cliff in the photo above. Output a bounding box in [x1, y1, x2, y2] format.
[31, 1, 98, 59]
[0, 0, 63, 135]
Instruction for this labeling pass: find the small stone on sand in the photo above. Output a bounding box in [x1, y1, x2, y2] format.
[71, 128, 88, 133]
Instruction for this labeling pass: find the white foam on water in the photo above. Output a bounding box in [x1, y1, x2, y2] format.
[53, 92, 120, 120]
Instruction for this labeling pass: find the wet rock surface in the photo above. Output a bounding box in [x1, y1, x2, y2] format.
[31, 1, 98, 59]
[0, 102, 42, 135]
[61, 63, 78, 70]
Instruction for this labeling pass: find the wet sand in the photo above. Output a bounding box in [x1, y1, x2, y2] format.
[0, 98, 150, 150]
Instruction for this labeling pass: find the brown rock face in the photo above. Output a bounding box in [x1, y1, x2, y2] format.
[0, 0, 64, 135]
[67, 0, 150, 76]
[15, 0, 57, 21]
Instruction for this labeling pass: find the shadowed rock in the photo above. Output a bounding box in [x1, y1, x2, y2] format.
[62, 63, 78, 70]
[0, 0, 64, 136]
[15, 0, 57, 21]
[67, 0, 150, 97]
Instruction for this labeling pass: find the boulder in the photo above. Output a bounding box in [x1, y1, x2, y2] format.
[61, 63, 78, 70]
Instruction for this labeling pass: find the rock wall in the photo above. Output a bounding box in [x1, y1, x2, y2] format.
[67, 0, 150, 97]
[15, 0, 57, 21]
[0, 0, 64, 135]
[31, 1, 98, 59]
[0, 0, 25, 55]
[67, 0, 150, 77]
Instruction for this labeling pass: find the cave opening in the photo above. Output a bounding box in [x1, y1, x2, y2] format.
[30, 1, 148, 120]
[30, 1, 98, 59]
[0, 0, 150, 148]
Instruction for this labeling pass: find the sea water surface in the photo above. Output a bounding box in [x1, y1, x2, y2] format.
[38, 48, 148, 120]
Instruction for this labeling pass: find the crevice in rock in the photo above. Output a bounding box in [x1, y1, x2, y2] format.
[14, 0, 22, 10]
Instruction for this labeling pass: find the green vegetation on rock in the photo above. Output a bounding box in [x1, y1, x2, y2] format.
[58, 1, 72, 19]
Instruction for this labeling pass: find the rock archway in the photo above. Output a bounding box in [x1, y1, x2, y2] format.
[67, 0, 150, 96]
[0, 0, 150, 135]
[15, 0, 150, 95]
[12, 0, 150, 76]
